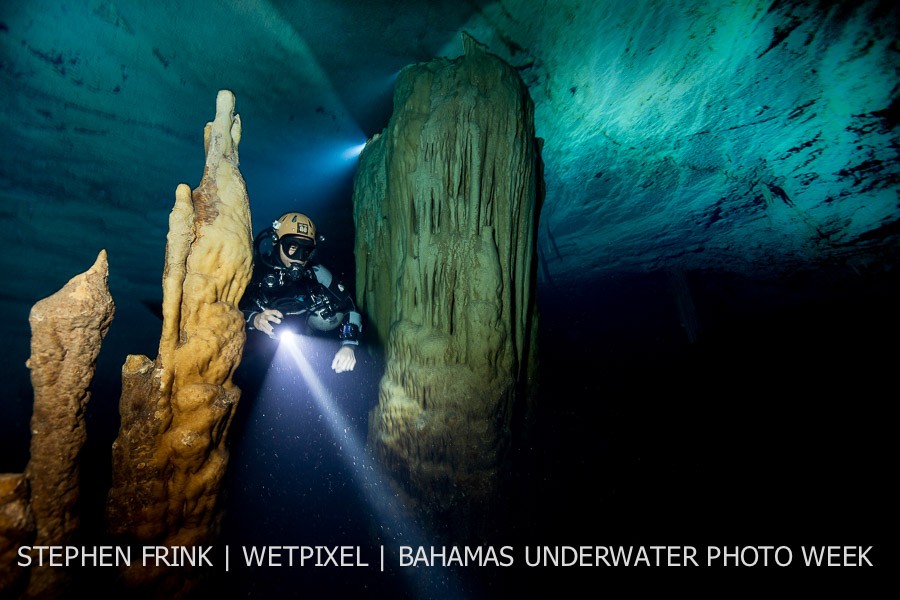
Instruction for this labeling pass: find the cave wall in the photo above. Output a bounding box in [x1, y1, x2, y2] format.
[104, 90, 253, 595]
[455, 0, 900, 282]
[354, 34, 542, 538]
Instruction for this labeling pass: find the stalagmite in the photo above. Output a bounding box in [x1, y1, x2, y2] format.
[354, 34, 542, 539]
[0, 251, 115, 599]
[105, 90, 252, 596]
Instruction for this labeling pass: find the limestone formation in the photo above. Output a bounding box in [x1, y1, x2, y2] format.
[354, 34, 542, 539]
[105, 90, 253, 595]
[0, 474, 34, 597]
[23, 250, 115, 598]
[0, 252, 113, 597]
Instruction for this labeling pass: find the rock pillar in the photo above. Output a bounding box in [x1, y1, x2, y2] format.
[0, 251, 115, 599]
[105, 90, 253, 596]
[354, 34, 542, 539]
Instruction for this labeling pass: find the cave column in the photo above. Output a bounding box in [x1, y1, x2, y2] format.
[354, 34, 542, 539]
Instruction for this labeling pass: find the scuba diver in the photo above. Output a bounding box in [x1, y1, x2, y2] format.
[241, 211, 362, 373]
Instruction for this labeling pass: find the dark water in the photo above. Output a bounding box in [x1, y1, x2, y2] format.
[215, 333, 403, 596]
[515, 269, 894, 593]
[13, 268, 893, 598]
[204, 268, 894, 597]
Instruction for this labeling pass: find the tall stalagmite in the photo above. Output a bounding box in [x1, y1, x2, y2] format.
[354, 34, 542, 538]
[105, 90, 252, 595]
[0, 250, 114, 599]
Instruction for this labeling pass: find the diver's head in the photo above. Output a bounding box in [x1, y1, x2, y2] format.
[273, 212, 317, 267]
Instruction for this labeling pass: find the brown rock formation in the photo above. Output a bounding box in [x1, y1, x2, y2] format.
[23, 250, 115, 598]
[0, 474, 34, 597]
[354, 34, 542, 539]
[0, 251, 114, 598]
[105, 90, 253, 595]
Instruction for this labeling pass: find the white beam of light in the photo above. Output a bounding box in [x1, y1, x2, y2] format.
[342, 142, 367, 160]
[277, 334, 466, 598]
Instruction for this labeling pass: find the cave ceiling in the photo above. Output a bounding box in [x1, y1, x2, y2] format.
[1, 0, 897, 348]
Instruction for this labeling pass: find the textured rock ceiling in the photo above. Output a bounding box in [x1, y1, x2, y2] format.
[0, 1, 897, 456]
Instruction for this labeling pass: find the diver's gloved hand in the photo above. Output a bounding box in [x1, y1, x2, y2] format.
[252, 309, 283, 338]
[332, 345, 356, 373]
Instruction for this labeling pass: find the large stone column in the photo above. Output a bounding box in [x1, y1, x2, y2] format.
[354, 34, 542, 539]
[105, 90, 253, 596]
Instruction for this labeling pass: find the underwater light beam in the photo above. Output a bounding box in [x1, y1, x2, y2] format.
[341, 142, 367, 160]
[276, 334, 467, 597]
[276, 335, 403, 518]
